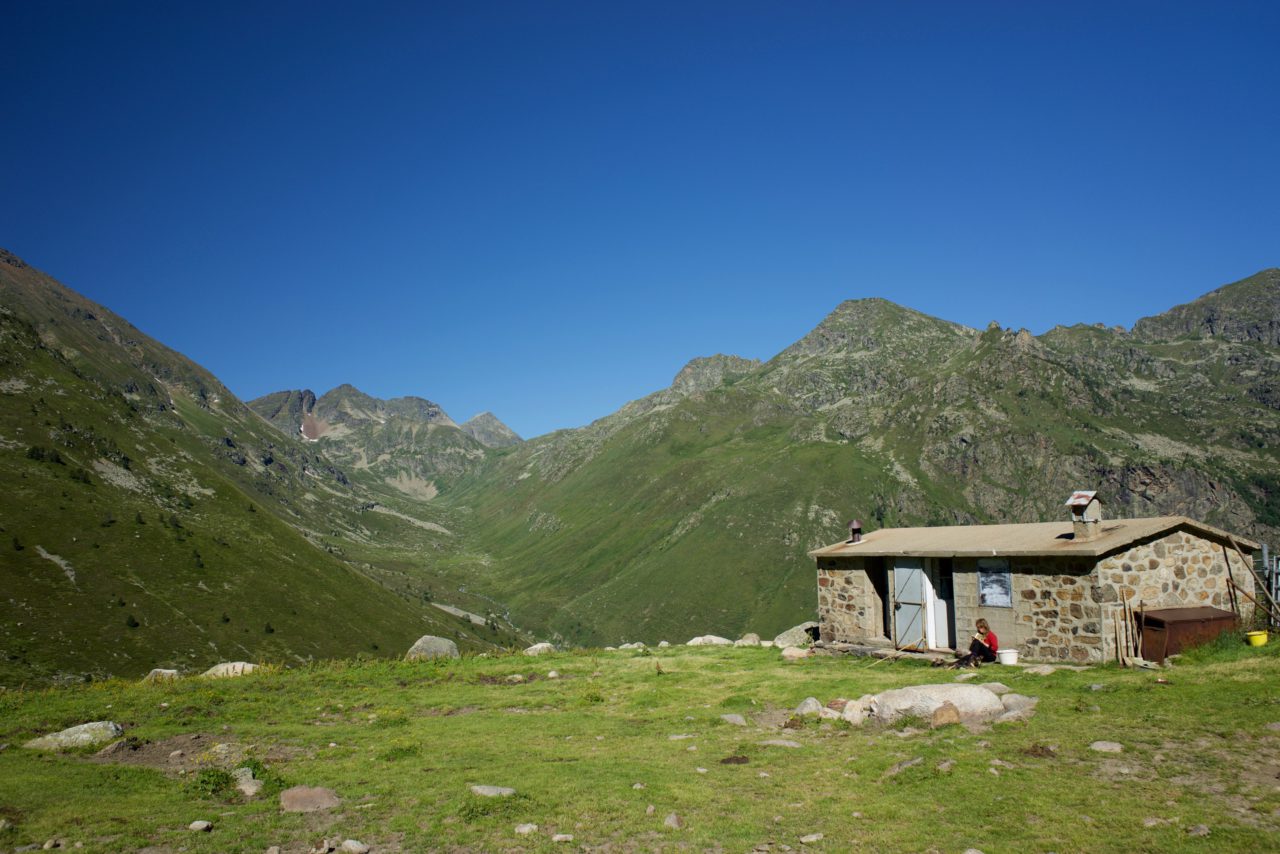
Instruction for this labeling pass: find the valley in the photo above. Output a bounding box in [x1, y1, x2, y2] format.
[2, 248, 1279, 683]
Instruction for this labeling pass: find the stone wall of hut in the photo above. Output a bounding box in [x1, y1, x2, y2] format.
[1092, 530, 1255, 662]
[953, 556, 1101, 663]
[816, 557, 881, 643]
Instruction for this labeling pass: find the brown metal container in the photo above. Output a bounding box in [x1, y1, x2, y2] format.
[1138, 607, 1237, 663]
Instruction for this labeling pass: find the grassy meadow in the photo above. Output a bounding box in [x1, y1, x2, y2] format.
[1, 639, 1278, 853]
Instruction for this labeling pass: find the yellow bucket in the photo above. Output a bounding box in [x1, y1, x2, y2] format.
[1246, 630, 1269, 647]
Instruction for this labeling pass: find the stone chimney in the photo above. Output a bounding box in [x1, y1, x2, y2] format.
[1065, 491, 1103, 541]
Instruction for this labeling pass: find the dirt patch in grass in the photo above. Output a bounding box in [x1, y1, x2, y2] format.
[85, 732, 301, 775]
[419, 705, 480, 717]
[473, 673, 541, 685]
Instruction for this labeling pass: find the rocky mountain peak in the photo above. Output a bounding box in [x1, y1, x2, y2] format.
[1133, 268, 1280, 345]
[670, 354, 762, 396]
[776, 297, 973, 361]
[1, 248, 29, 269]
[313, 385, 456, 427]
[461, 412, 523, 448]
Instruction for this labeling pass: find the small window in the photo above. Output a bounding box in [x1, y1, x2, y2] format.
[977, 558, 1012, 608]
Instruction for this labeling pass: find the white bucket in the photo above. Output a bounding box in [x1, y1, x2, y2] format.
[996, 648, 1018, 665]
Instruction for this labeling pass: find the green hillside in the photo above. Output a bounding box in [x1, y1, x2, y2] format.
[0, 251, 520, 685]
[444, 273, 1280, 645]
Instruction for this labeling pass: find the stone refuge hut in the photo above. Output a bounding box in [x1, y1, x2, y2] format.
[809, 492, 1259, 663]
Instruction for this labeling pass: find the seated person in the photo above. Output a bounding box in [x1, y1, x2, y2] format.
[955, 618, 998, 667]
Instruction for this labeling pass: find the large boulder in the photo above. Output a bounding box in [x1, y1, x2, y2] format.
[772, 622, 819, 648]
[202, 662, 258, 678]
[524, 642, 555, 656]
[24, 721, 123, 751]
[405, 636, 460, 661]
[868, 684, 1006, 724]
[686, 635, 733, 646]
[734, 633, 761, 647]
[143, 668, 180, 682]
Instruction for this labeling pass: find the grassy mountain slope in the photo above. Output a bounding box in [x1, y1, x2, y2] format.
[0, 250, 517, 684]
[445, 273, 1280, 645]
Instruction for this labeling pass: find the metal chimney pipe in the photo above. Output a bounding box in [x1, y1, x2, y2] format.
[847, 519, 863, 544]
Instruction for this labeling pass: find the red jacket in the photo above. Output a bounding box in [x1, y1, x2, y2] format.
[980, 631, 998, 652]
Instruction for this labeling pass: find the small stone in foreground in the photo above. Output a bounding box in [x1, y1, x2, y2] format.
[646, 804, 656, 816]
[237, 778, 264, 798]
[664, 812, 684, 830]
[720, 713, 748, 726]
[280, 785, 341, 813]
[188, 820, 212, 832]
[780, 646, 810, 662]
[800, 833, 824, 844]
[1186, 824, 1210, 837]
[884, 756, 923, 777]
[794, 697, 823, 717]
[552, 834, 573, 842]
[760, 739, 803, 749]
[1089, 741, 1124, 753]
[515, 823, 538, 835]
[470, 785, 516, 797]
[339, 841, 370, 854]
[931, 701, 962, 728]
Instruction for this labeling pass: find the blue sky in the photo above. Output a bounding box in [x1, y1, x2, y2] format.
[3, 1, 1278, 438]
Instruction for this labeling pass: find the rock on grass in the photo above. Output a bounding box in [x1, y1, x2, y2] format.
[470, 785, 516, 797]
[280, 786, 341, 812]
[23, 721, 122, 751]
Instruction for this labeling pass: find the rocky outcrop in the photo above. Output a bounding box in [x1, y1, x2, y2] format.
[670, 355, 763, 396]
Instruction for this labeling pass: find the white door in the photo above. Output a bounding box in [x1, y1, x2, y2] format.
[928, 562, 954, 650]
[893, 558, 927, 650]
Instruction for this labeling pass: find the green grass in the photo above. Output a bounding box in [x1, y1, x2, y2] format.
[1, 643, 1278, 851]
